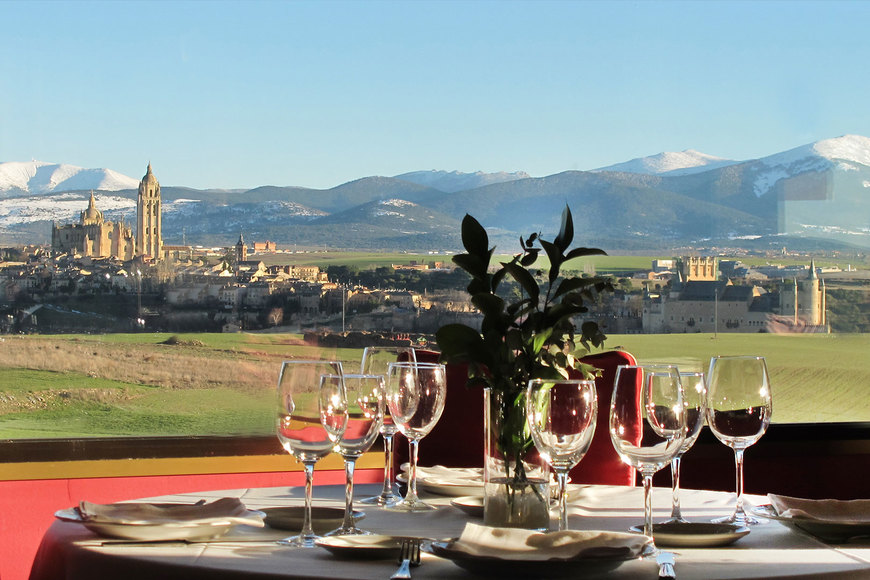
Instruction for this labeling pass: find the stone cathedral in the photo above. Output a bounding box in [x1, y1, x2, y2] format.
[136, 163, 163, 260]
[52, 163, 164, 261]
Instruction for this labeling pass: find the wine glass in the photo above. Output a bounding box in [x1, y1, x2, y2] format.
[276, 360, 348, 547]
[706, 355, 772, 526]
[663, 371, 707, 524]
[384, 361, 446, 512]
[358, 346, 416, 507]
[326, 373, 385, 535]
[526, 378, 597, 531]
[610, 364, 685, 545]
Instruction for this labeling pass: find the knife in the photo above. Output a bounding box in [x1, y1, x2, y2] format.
[657, 550, 676, 579]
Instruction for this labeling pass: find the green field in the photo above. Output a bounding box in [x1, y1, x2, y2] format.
[251, 251, 660, 275]
[0, 332, 867, 439]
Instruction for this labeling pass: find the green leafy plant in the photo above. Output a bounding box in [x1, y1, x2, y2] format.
[436, 205, 613, 493]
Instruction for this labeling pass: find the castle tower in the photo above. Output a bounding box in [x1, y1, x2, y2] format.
[137, 163, 162, 260]
[235, 233, 248, 264]
[799, 259, 824, 326]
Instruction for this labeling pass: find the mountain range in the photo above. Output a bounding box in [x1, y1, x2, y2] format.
[2, 135, 869, 251]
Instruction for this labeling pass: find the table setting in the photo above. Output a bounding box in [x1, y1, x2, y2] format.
[29, 209, 870, 579]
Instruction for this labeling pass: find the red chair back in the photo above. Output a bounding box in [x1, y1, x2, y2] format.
[393, 349, 641, 486]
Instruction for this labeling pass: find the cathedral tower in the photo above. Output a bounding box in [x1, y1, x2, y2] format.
[137, 163, 163, 260]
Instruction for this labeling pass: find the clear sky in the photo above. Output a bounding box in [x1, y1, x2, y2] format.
[1, 0, 868, 190]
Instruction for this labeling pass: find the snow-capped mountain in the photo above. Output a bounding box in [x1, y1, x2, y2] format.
[592, 149, 739, 176]
[0, 161, 139, 196]
[394, 170, 530, 193]
[2, 134, 869, 249]
[748, 134, 870, 197]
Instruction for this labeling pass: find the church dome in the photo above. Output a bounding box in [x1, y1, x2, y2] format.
[141, 162, 159, 185]
[80, 191, 103, 224]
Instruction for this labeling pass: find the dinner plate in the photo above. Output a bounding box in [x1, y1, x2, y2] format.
[628, 522, 750, 547]
[450, 496, 484, 517]
[424, 539, 652, 579]
[315, 534, 419, 559]
[397, 471, 484, 497]
[55, 505, 266, 542]
[261, 506, 364, 534]
[751, 504, 870, 542]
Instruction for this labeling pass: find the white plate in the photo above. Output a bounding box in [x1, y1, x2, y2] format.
[261, 506, 364, 534]
[55, 506, 265, 542]
[398, 468, 484, 497]
[751, 504, 870, 542]
[315, 534, 417, 559]
[450, 496, 484, 517]
[628, 522, 750, 547]
[425, 539, 652, 579]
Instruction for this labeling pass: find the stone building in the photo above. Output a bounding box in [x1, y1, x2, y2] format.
[779, 260, 827, 328]
[137, 163, 162, 260]
[51, 192, 135, 260]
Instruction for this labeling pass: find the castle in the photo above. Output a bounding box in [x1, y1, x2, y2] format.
[52, 163, 163, 261]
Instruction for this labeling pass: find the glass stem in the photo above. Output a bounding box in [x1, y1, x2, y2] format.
[556, 469, 570, 532]
[670, 455, 682, 520]
[300, 461, 316, 539]
[642, 473, 654, 539]
[342, 456, 357, 530]
[380, 433, 394, 495]
[733, 448, 746, 519]
[406, 439, 420, 503]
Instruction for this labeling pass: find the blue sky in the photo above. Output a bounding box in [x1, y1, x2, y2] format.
[1, 0, 868, 190]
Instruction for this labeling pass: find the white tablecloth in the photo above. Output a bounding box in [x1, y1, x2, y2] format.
[29, 483, 870, 579]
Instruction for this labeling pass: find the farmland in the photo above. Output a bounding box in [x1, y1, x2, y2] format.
[0, 332, 867, 439]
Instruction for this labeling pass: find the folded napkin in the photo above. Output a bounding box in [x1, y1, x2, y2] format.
[768, 494, 870, 524]
[450, 522, 651, 561]
[77, 497, 265, 527]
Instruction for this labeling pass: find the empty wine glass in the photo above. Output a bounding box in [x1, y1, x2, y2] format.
[610, 364, 685, 545]
[358, 346, 416, 507]
[706, 355, 772, 526]
[526, 378, 597, 531]
[327, 373, 384, 536]
[276, 360, 348, 547]
[384, 361, 446, 513]
[663, 371, 707, 524]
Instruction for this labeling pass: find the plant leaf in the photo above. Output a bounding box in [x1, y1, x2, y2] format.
[501, 261, 540, 304]
[564, 247, 608, 262]
[554, 205, 574, 252]
[539, 239, 562, 283]
[461, 214, 490, 258]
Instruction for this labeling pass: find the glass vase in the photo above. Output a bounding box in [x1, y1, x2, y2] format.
[483, 388, 550, 529]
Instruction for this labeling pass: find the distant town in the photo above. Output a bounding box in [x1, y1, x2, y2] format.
[2, 164, 869, 335]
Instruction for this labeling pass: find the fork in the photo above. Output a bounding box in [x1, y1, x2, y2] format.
[390, 538, 421, 579]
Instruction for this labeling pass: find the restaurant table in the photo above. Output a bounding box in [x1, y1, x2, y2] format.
[29, 483, 870, 579]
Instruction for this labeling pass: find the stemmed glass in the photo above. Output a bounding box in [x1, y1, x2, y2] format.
[276, 360, 348, 547]
[384, 361, 446, 512]
[358, 346, 416, 507]
[663, 371, 707, 524]
[526, 378, 597, 531]
[706, 355, 772, 526]
[610, 364, 685, 544]
[326, 374, 384, 536]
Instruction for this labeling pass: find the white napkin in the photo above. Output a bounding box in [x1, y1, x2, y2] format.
[77, 497, 265, 527]
[450, 522, 651, 561]
[768, 494, 870, 524]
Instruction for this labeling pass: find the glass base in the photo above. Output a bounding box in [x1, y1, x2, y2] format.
[712, 511, 765, 526]
[660, 516, 690, 525]
[358, 490, 402, 506]
[277, 534, 319, 548]
[384, 498, 437, 513]
[324, 526, 374, 537]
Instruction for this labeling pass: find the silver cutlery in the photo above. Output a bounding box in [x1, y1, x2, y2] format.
[390, 538, 421, 579]
[657, 550, 676, 579]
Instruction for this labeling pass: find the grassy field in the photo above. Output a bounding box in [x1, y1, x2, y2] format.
[251, 251, 661, 275]
[0, 332, 867, 439]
